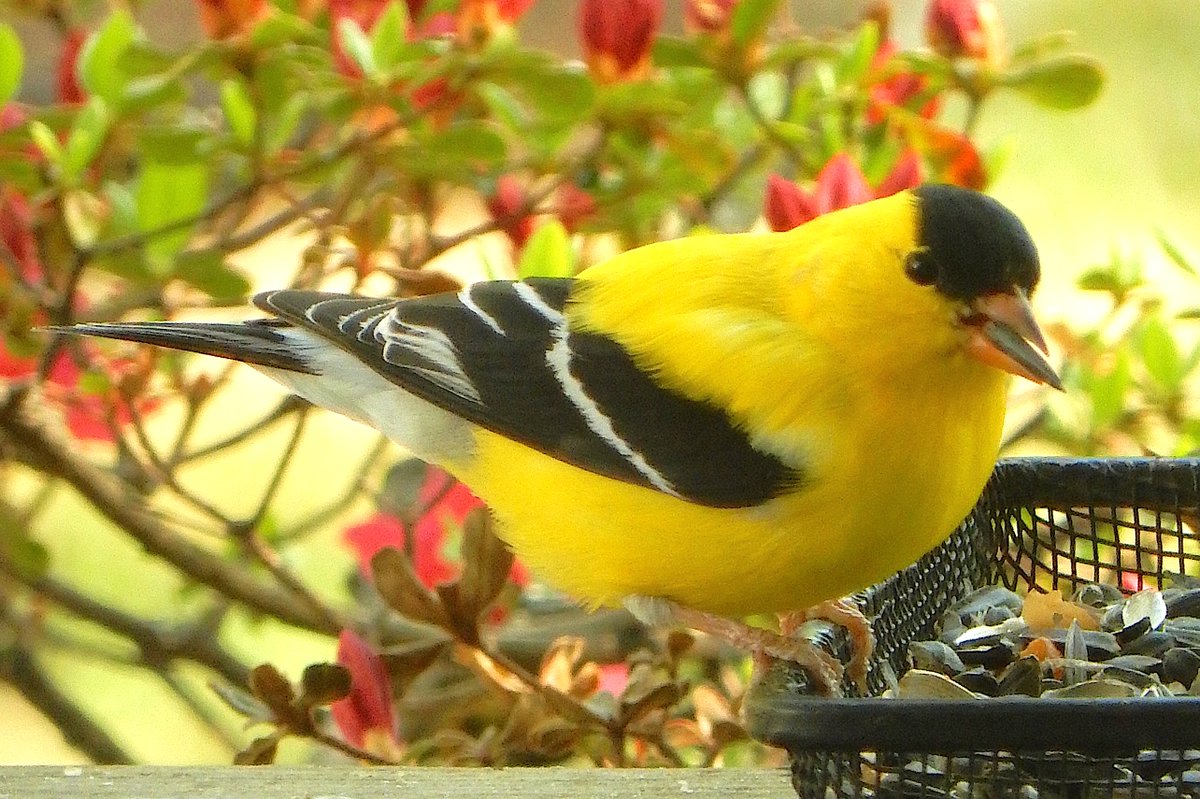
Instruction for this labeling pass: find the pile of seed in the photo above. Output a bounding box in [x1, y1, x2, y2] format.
[857, 577, 1200, 798]
[893, 579, 1200, 701]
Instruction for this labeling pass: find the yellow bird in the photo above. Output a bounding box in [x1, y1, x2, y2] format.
[55, 185, 1060, 693]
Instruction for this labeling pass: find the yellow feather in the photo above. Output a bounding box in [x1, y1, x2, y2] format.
[452, 191, 1014, 617]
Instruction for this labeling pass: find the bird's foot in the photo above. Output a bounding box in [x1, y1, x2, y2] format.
[623, 596, 845, 696]
[779, 598, 874, 694]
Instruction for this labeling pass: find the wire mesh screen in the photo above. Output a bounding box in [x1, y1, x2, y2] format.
[747, 457, 1200, 799]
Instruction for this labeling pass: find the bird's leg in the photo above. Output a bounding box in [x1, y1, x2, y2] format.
[779, 598, 873, 693]
[623, 596, 844, 696]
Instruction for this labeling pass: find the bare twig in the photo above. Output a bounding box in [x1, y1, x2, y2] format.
[0, 643, 133, 764]
[0, 384, 340, 634]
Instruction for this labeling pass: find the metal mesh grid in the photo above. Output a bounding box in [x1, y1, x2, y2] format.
[747, 457, 1200, 799]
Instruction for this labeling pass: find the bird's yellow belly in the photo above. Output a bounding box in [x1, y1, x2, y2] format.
[454, 374, 1005, 617]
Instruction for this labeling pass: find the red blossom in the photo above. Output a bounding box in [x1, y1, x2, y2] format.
[813, 153, 874, 216]
[875, 149, 923, 198]
[456, 0, 535, 45]
[684, 0, 738, 34]
[330, 630, 399, 753]
[765, 152, 921, 232]
[925, 0, 1003, 64]
[486, 176, 536, 250]
[868, 40, 940, 125]
[554, 182, 597, 233]
[0, 188, 41, 282]
[56, 29, 88, 105]
[578, 0, 663, 84]
[195, 0, 268, 39]
[596, 662, 630, 696]
[343, 465, 528, 590]
[763, 173, 819, 232]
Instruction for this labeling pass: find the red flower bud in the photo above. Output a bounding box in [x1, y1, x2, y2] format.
[684, 0, 738, 35]
[578, 0, 663, 84]
[486, 175, 537, 250]
[875, 149, 923, 198]
[813, 153, 874, 215]
[195, 0, 268, 39]
[925, 0, 1003, 64]
[867, 40, 940, 125]
[764, 155, 877, 232]
[554, 183, 596, 233]
[763, 174, 817, 232]
[330, 630, 399, 753]
[57, 29, 88, 106]
[457, 0, 534, 45]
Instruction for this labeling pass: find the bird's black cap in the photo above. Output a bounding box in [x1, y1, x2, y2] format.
[914, 184, 1040, 301]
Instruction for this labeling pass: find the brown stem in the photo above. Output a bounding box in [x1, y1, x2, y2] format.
[0, 384, 340, 635]
[0, 643, 133, 764]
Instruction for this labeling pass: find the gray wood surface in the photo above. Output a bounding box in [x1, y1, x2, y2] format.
[0, 766, 796, 798]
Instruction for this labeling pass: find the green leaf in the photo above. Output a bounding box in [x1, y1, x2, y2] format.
[173, 249, 251, 299]
[517, 220, 573, 279]
[136, 141, 209, 267]
[265, 93, 307, 155]
[79, 11, 137, 108]
[62, 97, 111, 182]
[337, 18, 375, 77]
[220, 78, 257, 148]
[653, 37, 707, 69]
[1156, 228, 1198, 278]
[1088, 348, 1131, 431]
[1002, 54, 1104, 110]
[1137, 314, 1184, 392]
[514, 66, 594, 122]
[0, 24, 23, 108]
[837, 20, 879, 84]
[371, 1, 409, 72]
[731, 0, 782, 47]
[251, 11, 320, 49]
[29, 120, 64, 164]
[403, 121, 506, 178]
[1010, 30, 1076, 66]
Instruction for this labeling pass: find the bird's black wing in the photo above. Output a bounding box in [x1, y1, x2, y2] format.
[256, 282, 798, 508]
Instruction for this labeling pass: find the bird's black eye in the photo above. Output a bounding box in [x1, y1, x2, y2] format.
[904, 251, 938, 286]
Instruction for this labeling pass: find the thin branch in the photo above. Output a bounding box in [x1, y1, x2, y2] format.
[0, 555, 250, 687]
[173, 396, 308, 465]
[0, 643, 133, 764]
[0, 383, 340, 635]
[279, 435, 390, 542]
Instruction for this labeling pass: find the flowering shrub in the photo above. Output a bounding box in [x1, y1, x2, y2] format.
[0, 0, 1112, 767]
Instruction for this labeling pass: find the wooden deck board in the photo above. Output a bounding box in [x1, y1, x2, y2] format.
[0, 766, 796, 798]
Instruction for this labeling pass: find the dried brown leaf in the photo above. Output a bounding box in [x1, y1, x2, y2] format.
[667, 629, 695, 661]
[371, 546, 450, 628]
[248, 664, 296, 718]
[209, 680, 273, 723]
[455, 509, 514, 623]
[380, 638, 449, 696]
[234, 734, 280, 765]
[570, 661, 600, 699]
[539, 636, 585, 693]
[298, 662, 352, 708]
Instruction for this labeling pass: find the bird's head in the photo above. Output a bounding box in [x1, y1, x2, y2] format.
[905, 183, 1061, 390]
[786, 184, 1061, 392]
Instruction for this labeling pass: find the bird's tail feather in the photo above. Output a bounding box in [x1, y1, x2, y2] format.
[46, 320, 318, 374]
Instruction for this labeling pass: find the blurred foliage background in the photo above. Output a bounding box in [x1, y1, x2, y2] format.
[0, 0, 1196, 766]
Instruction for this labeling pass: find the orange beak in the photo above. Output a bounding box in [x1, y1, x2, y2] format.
[963, 289, 1063, 391]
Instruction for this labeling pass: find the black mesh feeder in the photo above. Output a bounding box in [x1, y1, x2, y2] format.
[745, 457, 1200, 798]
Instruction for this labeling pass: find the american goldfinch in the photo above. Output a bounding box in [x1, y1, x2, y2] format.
[54, 184, 1060, 693]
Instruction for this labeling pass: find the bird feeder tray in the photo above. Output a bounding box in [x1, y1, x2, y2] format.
[745, 457, 1200, 798]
